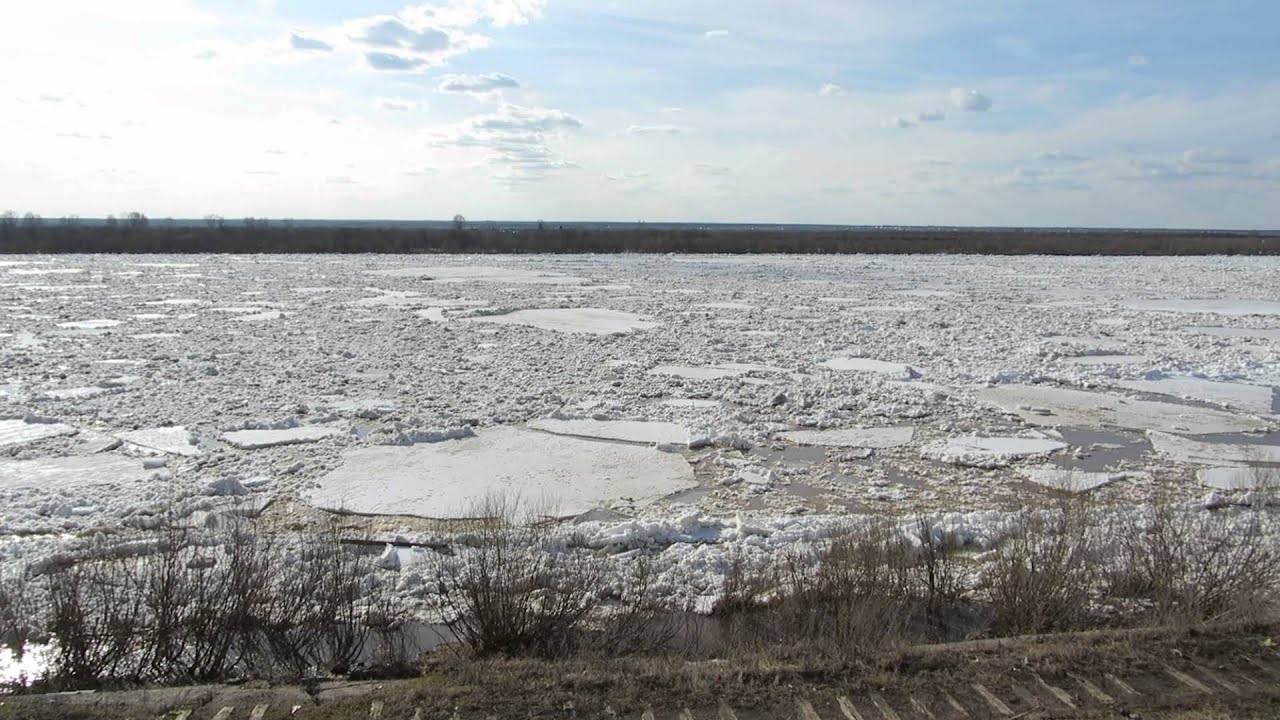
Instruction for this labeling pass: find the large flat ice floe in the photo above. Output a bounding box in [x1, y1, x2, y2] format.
[820, 357, 920, 379]
[1199, 466, 1280, 491]
[0, 455, 152, 490]
[1185, 325, 1280, 341]
[0, 419, 77, 448]
[306, 426, 696, 517]
[222, 426, 341, 450]
[1123, 298, 1280, 316]
[779, 426, 916, 448]
[527, 418, 689, 445]
[465, 308, 656, 335]
[1021, 466, 1127, 492]
[1117, 376, 1276, 415]
[924, 435, 1069, 469]
[117, 427, 202, 456]
[1148, 431, 1280, 466]
[979, 385, 1268, 435]
[369, 266, 587, 285]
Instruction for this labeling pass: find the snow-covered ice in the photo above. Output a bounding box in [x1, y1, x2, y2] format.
[307, 426, 696, 517]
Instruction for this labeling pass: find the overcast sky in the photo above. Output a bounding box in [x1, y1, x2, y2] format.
[3, 0, 1278, 227]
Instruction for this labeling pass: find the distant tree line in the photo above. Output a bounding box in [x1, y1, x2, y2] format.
[1, 211, 1276, 255]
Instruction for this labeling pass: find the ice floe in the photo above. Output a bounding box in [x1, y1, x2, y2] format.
[116, 427, 202, 457]
[222, 426, 341, 450]
[778, 426, 916, 448]
[0, 418, 77, 448]
[0, 455, 152, 490]
[1117, 376, 1276, 414]
[527, 418, 689, 445]
[979, 385, 1268, 435]
[1148, 431, 1280, 466]
[820, 357, 921, 379]
[466, 308, 656, 335]
[1199, 466, 1280, 491]
[924, 435, 1069, 469]
[55, 319, 122, 330]
[1021, 466, 1129, 492]
[307, 426, 696, 517]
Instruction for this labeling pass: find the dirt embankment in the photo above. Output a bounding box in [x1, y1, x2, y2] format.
[7, 623, 1280, 720]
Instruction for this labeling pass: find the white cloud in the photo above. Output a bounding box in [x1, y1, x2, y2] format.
[1034, 149, 1087, 163]
[693, 163, 732, 175]
[378, 98, 421, 111]
[817, 83, 845, 97]
[289, 33, 333, 52]
[949, 88, 993, 112]
[626, 124, 684, 135]
[1182, 148, 1249, 165]
[704, 29, 730, 39]
[437, 72, 520, 94]
[888, 116, 916, 129]
[916, 109, 945, 123]
[434, 104, 584, 182]
[405, 0, 547, 29]
[1128, 54, 1149, 67]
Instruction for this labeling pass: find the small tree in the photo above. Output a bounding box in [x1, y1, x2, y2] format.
[452, 214, 466, 231]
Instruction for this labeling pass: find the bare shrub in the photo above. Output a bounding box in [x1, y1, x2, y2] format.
[38, 513, 411, 688]
[1106, 502, 1280, 625]
[712, 520, 939, 659]
[46, 553, 148, 687]
[435, 495, 603, 659]
[254, 517, 376, 676]
[592, 553, 697, 658]
[981, 503, 1097, 636]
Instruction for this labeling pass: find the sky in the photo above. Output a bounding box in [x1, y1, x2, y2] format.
[3, 0, 1279, 228]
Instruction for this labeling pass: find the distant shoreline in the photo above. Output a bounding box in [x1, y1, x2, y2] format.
[1, 220, 1277, 255]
